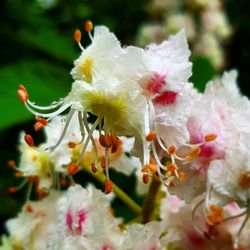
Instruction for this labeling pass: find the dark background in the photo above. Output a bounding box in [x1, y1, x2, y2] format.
[0, 0, 249, 235]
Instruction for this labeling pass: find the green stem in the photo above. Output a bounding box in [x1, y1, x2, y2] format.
[83, 166, 142, 215]
[142, 176, 161, 223]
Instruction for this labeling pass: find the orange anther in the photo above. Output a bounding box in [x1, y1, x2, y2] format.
[204, 133, 217, 142]
[25, 204, 33, 213]
[8, 186, 17, 193]
[167, 163, 178, 172]
[105, 179, 113, 194]
[59, 178, 68, 187]
[74, 29, 81, 43]
[99, 134, 113, 148]
[24, 134, 35, 147]
[178, 171, 186, 181]
[145, 131, 157, 141]
[239, 173, 250, 188]
[67, 162, 79, 176]
[18, 85, 28, 103]
[14, 172, 23, 178]
[186, 146, 201, 161]
[167, 145, 176, 155]
[207, 204, 224, 225]
[143, 173, 149, 184]
[34, 121, 44, 131]
[7, 160, 16, 168]
[111, 136, 119, 153]
[68, 141, 77, 149]
[85, 21, 93, 32]
[141, 164, 157, 173]
[91, 163, 97, 173]
[149, 157, 156, 165]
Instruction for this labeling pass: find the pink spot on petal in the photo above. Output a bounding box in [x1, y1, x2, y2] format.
[75, 209, 87, 234]
[102, 244, 114, 250]
[153, 91, 178, 106]
[186, 230, 205, 247]
[66, 209, 73, 232]
[147, 73, 166, 94]
[199, 145, 214, 158]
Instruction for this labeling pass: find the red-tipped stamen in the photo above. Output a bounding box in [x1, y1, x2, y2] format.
[145, 130, 157, 141]
[143, 173, 149, 184]
[8, 186, 17, 193]
[7, 160, 16, 168]
[85, 20, 93, 32]
[74, 29, 81, 43]
[141, 164, 157, 173]
[68, 141, 78, 149]
[18, 85, 28, 103]
[67, 162, 79, 176]
[24, 134, 35, 147]
[91, 163, 97, 173]
[204, 133, 217, 142]
[25, 204, 33, 213]
[167, 145, 176, 155]
[105, 180, 113, 194]
[99, 134, 113, 148]
[14, 172, 22, 178]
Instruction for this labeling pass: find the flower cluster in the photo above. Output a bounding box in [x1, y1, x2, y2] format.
[136, 0, 232, 69]
[2, 21, 250, 249]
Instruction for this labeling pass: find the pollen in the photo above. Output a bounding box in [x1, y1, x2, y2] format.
[167, 163, 178, 172]
[67, 162, 79, 176]
[74, 29, 82, 43]
[145, 130, 157, 141]
[18, 85, 28, 103]
[204, 133, 217, 142]
[24, 134, 35, 147]
[207, 204, 224, 225]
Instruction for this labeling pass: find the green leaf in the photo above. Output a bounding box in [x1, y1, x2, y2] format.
[190, 56, 216, 92]
[0, 60, 72, 130]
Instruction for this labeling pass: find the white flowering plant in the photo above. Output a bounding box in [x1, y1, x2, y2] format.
[1, 21, 250, 250]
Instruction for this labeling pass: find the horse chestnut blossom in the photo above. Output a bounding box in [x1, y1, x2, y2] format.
[8, 21, 250, 250]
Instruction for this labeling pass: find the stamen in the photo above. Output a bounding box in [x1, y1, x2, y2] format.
[27, 98, 65, 110]
[91, 163, 97, 173]
[24, 134, 35, 147]
[207, 204, 224, 225]
[18, 85, 28, 103]
[67, 162, 79, 176]
[74, 29, 81, 43]
[145, 130, 157, 141]
[185, 146, 201, 161]
[68, 141, 77, 149]
[143, 173, 149, 184]
[105, 179, 113, 194]
[8, 186, 17, 193]
[34, 117, 47, 131]
[7, 160, 16, 168]
[141, 164, 157, 173]
[78, 111, 85, 144]
[85, 20, 93, 33]
[204, 133, 217, 142]
[99, 134, 113, 148]
[25, 204, 33, 213]
[44, 108, 75, 152]
[178, 171, 186, 181]
[167, 146, 176, 155]
[239, 173, 250, 188]
[104, 146, 110, 180]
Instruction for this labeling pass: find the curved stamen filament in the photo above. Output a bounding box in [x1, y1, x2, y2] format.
[77, 119, 99, 164]
[78, 111, 86, 144]
[233, 211, 250, 248]
[24, 101, 70, 118]
[27, 98, 65, 110]
[192, 198, 205, 235]
[44, 108, 76, 152]
[83, 112, 98, 165]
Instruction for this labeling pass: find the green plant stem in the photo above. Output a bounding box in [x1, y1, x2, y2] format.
[83, 166, 142, 215]
[142, 176, 161, 223]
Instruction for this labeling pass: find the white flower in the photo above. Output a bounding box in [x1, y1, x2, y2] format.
[71, 26, 122, 83]
[49, 185, 123, 250]
[5, 191, 62, 250]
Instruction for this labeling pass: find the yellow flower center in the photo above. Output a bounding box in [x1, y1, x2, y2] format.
[79, 57, 93, 83]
